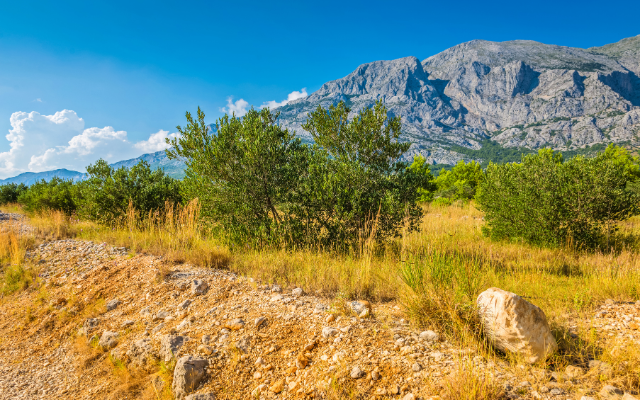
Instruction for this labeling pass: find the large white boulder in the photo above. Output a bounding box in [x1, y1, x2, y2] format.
[477, 287, 557, 363]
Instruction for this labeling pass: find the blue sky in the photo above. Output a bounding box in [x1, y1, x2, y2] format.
[0, 0, 638, 177]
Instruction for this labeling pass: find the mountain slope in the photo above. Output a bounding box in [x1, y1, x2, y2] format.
[277, 35, 640, 165]
[0, 151, 186, 185]
[0, 169, 86, 186]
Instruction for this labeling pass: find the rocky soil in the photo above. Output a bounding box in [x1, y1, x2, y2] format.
[0, 217, 639, 399]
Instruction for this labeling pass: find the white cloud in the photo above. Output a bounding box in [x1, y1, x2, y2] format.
[134, 130, 180, 153]
[260, 88, 308, 109]
[34, 98, 43, 103]
[0, 109, 177, 179]
[220, 96, 249, 117]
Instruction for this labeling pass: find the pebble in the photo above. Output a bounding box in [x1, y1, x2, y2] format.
[350, 366, 364, 379]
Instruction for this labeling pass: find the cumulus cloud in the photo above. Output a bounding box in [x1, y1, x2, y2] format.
[220, 96, 249, 117]
[134, 130, 180, 152]
[0, 109, 176, 179]
[260, 88, 308, 109]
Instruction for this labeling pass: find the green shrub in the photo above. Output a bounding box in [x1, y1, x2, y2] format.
[77, 159, 182, 223]
[0, 183, 28, 205]
[477, 145, 640, 248]
[169, 101, 429, 248]
[18, 177, 78, 214]
[407, 155, 436, 202]
[298, 100, 430, 247]
[168, 107, 308, 244]
[434, 160, 483, 201]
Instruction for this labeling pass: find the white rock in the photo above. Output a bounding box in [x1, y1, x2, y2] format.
[477, 287, 557, 363]
[292, 288, 304, 296]
[191, 280, 208, 295]
[350, 366, 364, 379]
[322, 327, 338, 338]
[419, 330, 439, 342]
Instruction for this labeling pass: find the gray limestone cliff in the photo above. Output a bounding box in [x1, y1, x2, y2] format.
[276, 35, 640, 165]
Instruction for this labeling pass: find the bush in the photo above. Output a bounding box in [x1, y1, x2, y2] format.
[298, 100, 430, 247]
[167, 107, 308, 244]
[77, 159, 182, 223]
[18, 177, 78, 214]
[477, 145, 640, 248]
[0, 183, 28, 205]
[407, 155, 436, 202]
[434, 160, 483, 201]
[169, 101, 429, 248]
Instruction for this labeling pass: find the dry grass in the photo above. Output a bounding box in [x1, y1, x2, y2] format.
[438, 361, 506, 400]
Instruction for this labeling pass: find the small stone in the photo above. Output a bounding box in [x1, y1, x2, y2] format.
[252, 384, 267, 396]
[269, 379, 284, 393]
[411, 363, 422, 372]
[350, 366, 365, 379]
[350, 300, 371, 315]
[270, 294, 283, 302]
[565, 365, 584, 379]
[402, 394, 416, 400]
[201, 335, 212, 345]
[178, 299, 192, 309]
[322, 327, 338, 338]
[253, 371, 262, 379]
[419, 330, 439, 342]
[99, 331, 119, 350]
[371, 369, 380, 380]
[197, 345, 213, 355]
[292, 288, 304, 296]
[172, 355, 208, 399]
[161, 335, 189, 362]
[296, 353, 309, 369]
[121, 320, 135, 328]
[326, 314, 336, 323]
[390, 385, 400, 395]
[177, 319, 190, 331]
[225, 318, 245, 330]
[152, 323, 166, 334]
[106, 299, 121, 311]
[255, 316, 267, 328]
[191, 280, 208, 295]
[600, 385, 624, 399]
[154, 311, 171, 321]
[580, 397, 596, 400]
[271, 285, 282, 293]
[358, 309, 370, 318]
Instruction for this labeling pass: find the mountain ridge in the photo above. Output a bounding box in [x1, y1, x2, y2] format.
[276, 34, 640, 165]
[0, 151, 186, 185]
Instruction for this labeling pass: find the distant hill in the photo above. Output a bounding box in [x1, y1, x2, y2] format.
[0, 169, 86, 186]
[110, 151, 186, 179]
[0, 151, 186, 185]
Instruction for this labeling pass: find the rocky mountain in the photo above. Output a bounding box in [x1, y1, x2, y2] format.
[0, 151, 186, 185]
[276, 35, 640, 165]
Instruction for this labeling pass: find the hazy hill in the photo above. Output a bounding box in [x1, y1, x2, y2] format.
[0, 151, 186, 185]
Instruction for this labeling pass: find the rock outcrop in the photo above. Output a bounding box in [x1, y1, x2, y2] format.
[477, 287, 557, 363]
[276, 35, 640, 165]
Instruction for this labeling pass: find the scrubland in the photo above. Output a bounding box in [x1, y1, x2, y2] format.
[2, 200, 640, 399]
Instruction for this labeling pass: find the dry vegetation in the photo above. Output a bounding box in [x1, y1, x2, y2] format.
[2, 201, 640, 398]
